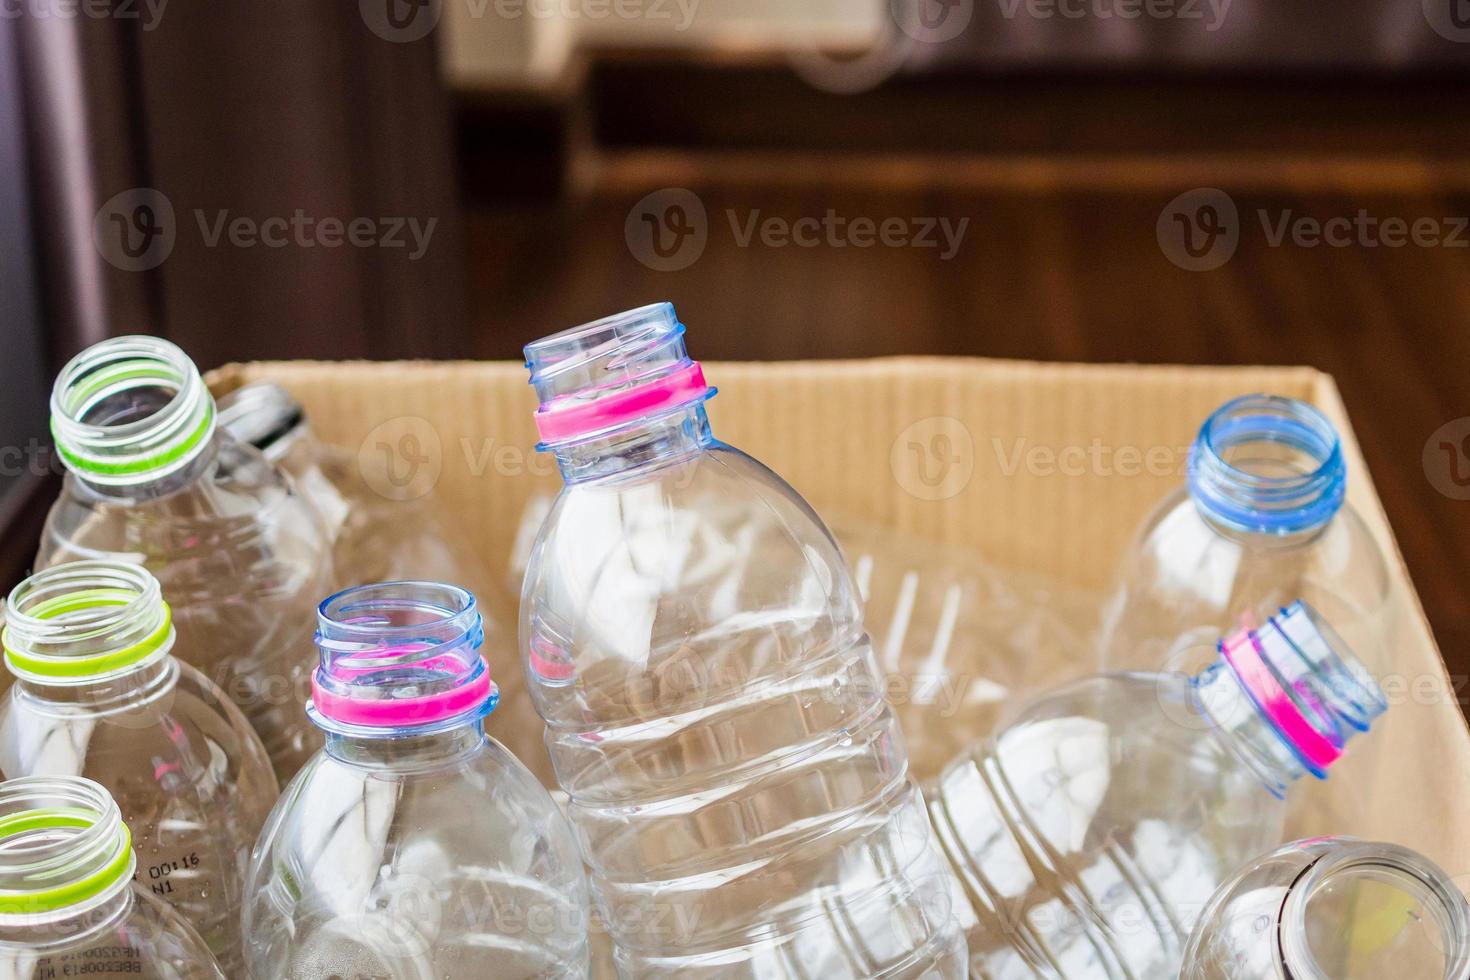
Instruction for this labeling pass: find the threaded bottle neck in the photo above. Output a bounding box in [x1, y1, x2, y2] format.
[1194, 602, 1386, 797]
[2, 560, 175, 686]
[1279, 840, 1470, 980]
[50, 336, 217, 490]
[0, 776, 134, 926]
[1186, 394, 1346, 537]
[310, 581, 497, 744]
[525, 303, 717, 457]
[216, 381, 308, 463]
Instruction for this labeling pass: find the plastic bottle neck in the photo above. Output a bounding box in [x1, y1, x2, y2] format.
[2, 561, 179, 713]
[1278, 841, 1470, 980]
[309, 581, 499, 761]
[1186, 394, 1346, 539]
[525, 302, 718, 484]
[216, 381, 312, 465]
[325, 720, 487, 769]
[0, 777, 136, 947]
[549, 404, 713, 484]
[1192, 602, 1386, 798]
[50, 336, 220, 499]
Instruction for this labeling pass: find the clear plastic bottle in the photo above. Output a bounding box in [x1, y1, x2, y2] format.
[0, 559, 278, 974]
[928, 601, 1388, 979]
[1181, 837, 1470, 980]
[216, 381, 548, 782]
[37, 336, 336, 782]
[241, 581, 590, 979]
[1097, 395, 1392, 677]
[0, 774, 226, 979]
[520, 304, 966, 978]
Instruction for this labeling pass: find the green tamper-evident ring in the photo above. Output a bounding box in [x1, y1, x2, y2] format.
[2, 590, 173, 679]
[51, 400, 215, 478]
[0, 807, 133, 915]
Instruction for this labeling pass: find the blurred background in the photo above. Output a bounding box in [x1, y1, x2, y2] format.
[1, 0, 1468, 685]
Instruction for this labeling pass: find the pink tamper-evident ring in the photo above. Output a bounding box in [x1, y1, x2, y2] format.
[311, 648, 495, 729]
[534, 361, 710, 444]
[1221, 626, 1342, 772]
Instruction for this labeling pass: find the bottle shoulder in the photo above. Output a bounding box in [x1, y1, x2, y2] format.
[528, 443, 859, 630]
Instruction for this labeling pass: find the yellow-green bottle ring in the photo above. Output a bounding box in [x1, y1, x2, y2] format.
[0, 807, 133, 915]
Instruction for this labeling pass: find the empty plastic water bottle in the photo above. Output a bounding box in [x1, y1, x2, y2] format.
[0, 774, 226, 979]
[215, 381, 548, 780]
[37, 336, 336, 781]
[241, 581, 589, 979]
[928, 601, 1387, 979]
[520, 304, 966, 978]
[1182, 837, 1470, 980]
[1097, 395, 1391, 676]
[217, 381, 496, 595]
[0, 560, 278, 974]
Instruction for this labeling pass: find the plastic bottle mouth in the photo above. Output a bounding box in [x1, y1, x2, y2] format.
[0, 776, 134, 922]
[216, 381, 307, 461]
[50, 335, 217, 488]
[310, 581, 497, 738]
[1187, 394, 1346, 536]
[524, 302, 716, 448]
[2, 561, 174, 684]
[1280, 840, 1470, 980]
[1219, 601, 1387, 780]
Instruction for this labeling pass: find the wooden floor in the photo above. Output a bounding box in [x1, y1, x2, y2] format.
[463, 164, 1470, 690]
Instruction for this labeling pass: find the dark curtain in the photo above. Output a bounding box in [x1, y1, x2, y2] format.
[15, 0, 466, 368]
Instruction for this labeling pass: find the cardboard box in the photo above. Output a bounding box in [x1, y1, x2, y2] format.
[209, 356, 1470, 883]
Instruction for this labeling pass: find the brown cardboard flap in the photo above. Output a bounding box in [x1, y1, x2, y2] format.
[210, 356, 1470, 879]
